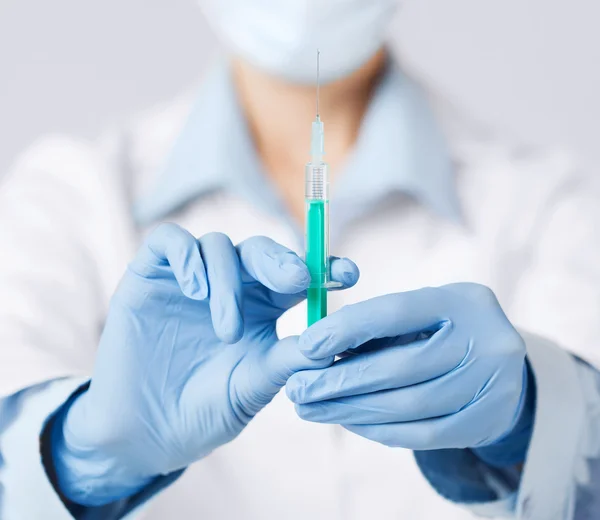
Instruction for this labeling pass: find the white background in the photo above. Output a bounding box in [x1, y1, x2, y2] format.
[1, 0, 599, 175]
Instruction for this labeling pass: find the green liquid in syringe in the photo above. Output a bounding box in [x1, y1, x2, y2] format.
[306, 199, 327, 326]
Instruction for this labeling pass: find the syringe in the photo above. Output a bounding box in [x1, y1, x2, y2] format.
[305, 50, 341, 326]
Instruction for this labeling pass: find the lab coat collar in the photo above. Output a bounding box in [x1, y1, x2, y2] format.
[332, 60, 462, 226]
[134, 62, 266, 226]
[134, 59, 461, 226]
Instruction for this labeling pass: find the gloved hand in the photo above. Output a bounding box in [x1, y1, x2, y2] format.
[287, 283, 528, 451]
[50, 223, 359, 506]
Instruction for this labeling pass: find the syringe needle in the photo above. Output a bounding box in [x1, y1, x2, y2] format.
[316, 49, 320, 118]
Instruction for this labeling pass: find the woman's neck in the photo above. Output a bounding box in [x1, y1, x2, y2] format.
[232, 50, 386, 222]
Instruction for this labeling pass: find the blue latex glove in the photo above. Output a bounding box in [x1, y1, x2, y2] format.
[50, 223, 359, 506]
[287, 283, 528, 451]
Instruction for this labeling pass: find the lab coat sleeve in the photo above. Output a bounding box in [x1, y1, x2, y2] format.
[0, 379, 102, 519]
[1, 379, 182, 520]
[509, 168, 600, 519]
[515, 333, 600, 520]
[0, 135, 112, 394]
[0, 136, 151, 518]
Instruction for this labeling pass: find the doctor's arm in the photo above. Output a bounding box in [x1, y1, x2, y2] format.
[288, 178, 600, 519]
[0, 137, 362, 518]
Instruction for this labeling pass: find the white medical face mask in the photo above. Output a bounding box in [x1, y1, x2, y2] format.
[198, 0, 401, 84]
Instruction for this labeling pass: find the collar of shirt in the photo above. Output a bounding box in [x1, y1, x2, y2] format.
[134, 59, 461, 235]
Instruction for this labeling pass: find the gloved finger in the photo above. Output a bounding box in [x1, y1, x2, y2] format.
[237, 237, 359, 293]
[342, 395, 513, 451]
[229, 337, 335, 418]
[328, 256, 360, 290]
[439, 282, 500, 307]
[236, 236, 310, 293]
[235, 235, 359, 317]
[131, 222, 208, 300]
[342, 421, 453, 451]
[336, 332, 425, 358]
[267, 255, 361, 313]
[292, 364, 478, 425]
[287, 324, 464, 403]
[299, 288, 448, 360]
[257, 336, 335, 392]
[198, 232, 244, 344]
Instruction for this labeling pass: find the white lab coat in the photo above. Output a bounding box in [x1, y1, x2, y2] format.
[1, 70, 599, 520]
